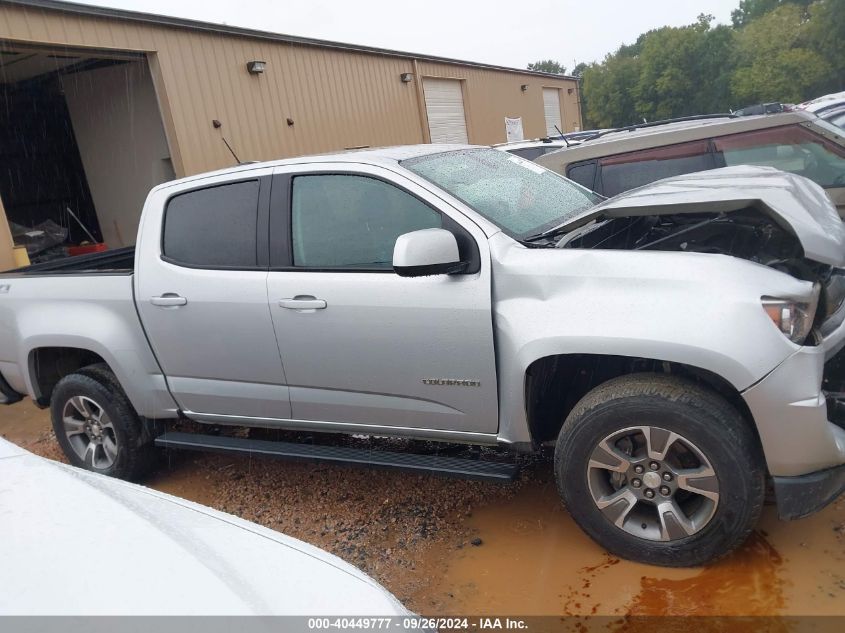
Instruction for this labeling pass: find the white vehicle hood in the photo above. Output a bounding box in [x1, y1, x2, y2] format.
[557, 166, 845, 267]
[0, 439, 406, 616]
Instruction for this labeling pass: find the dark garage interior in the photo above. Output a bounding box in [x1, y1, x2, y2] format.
[0, 42, 174, 262]
[0, 48, 108, 256]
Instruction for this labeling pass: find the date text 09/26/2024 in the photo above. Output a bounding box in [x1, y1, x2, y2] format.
[307, 617, 528, 630]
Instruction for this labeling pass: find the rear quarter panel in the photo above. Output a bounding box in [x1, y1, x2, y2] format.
[0, 274, 177, 418]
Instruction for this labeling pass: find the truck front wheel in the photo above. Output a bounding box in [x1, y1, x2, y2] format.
[554, 373, 765, 567]
[50, 364, 156, 481]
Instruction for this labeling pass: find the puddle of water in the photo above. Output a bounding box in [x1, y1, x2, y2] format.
[754, 496, 845, 616]
[629, 531, 783, 616]
[409, 481, 691, 615]
[410, 480, 845, 617]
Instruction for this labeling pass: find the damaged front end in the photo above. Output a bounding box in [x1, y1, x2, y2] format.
[559, 209, 809, 275]
[552, 166, 845, 341]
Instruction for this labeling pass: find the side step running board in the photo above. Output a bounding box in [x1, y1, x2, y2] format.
[155, 432, 520, 482]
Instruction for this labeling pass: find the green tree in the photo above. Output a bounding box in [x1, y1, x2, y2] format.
[731, 3, 831, 104]
[696, 23, 737, 113]
[634, 15, 736, 120]
[582, 55, 641, 128]
[633, 27, 699, 120]
[806, 0, 845, 91]
[731, 0, 812, 27]
[577, 0, 843, 129]
[571, 62, 588, 77]
[527, 59, 567, 74]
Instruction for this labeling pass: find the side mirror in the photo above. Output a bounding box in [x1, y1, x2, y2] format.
[393, 228, 468, 277]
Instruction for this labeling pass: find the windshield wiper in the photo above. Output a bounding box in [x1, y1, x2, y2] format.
[522, 219, 590, 244]
[521, 231, 560, 244]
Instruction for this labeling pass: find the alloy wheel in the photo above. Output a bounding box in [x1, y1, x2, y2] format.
[61, 395, 119, 469]
[586, 425, 720, 542]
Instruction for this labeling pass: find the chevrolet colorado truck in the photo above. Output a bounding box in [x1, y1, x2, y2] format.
[2, 145, 845, 567]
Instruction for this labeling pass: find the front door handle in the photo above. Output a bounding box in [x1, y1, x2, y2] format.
[279, 296, 327, 310]
[150, 294, 188, 307]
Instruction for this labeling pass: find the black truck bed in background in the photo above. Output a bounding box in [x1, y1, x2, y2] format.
[1, 246, 135, 276]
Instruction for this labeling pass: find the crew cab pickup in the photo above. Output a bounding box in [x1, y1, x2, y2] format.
[2, 145, 845, 567]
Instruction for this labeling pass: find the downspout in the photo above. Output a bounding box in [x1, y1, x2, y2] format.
[574, 77, 583, 131]
[412, 58, 431, 143]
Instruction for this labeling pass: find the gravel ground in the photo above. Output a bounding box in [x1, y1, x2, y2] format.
[6, 399, 845, 616]
[9, 403, 546, 604]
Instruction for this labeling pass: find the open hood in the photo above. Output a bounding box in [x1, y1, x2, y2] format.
[557, 166, 845, 267]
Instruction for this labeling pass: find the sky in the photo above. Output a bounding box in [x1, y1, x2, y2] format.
[70, 0, 740, 71]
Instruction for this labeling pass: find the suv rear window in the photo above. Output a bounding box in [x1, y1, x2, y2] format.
[598, 141, 714, 197]
[713, 125, 845, 188]
[163, 180, 260, 268]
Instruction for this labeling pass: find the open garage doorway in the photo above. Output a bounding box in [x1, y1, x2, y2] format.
[0, 43, 174, 262]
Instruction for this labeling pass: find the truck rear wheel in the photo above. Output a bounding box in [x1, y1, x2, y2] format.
[554, 373, 765, 567]
[50, 364, 156, 481]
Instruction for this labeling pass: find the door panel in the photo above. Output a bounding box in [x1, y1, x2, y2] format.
[137, 266, 290, 419]
[543, 88, 562, 137]
[269, 271, 496, 432]
[135, 171, 291, 419]
[266, 165, 498, 434]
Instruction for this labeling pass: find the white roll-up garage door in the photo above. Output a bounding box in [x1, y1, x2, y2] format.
[543, 88, 562, 136]
[423, 78, 469, 144]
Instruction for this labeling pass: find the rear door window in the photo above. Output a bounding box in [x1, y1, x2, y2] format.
[713, 125, 845, 188]
[597, 141, 715, 197]
[162, 180, 260, 268]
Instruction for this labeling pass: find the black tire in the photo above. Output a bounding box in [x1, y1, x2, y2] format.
[50, 364, 156, 481]
[554, 373, 765, 567]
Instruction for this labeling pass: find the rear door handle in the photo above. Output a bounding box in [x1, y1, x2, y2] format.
[150, 294, 188, 307]
[278, 297, 327, 310]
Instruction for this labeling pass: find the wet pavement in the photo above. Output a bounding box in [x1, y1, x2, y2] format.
[410, 483, 845, 616]
[3, 399, 844, 618]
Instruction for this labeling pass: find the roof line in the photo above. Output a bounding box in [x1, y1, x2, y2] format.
[5, 0, 579, 81]
[587, 113, 738, 140]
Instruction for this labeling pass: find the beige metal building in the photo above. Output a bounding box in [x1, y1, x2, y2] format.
[0, 0, 582, 269]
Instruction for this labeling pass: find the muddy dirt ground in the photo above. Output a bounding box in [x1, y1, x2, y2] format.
[3, 398, 845, 617]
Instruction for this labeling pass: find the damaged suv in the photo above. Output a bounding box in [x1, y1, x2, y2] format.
[2, 146, 845, 567]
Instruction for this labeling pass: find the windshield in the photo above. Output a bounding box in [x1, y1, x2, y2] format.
[402, 148, 600, 239]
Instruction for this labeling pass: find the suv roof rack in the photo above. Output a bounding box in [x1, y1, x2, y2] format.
[586, 113, 739, 142]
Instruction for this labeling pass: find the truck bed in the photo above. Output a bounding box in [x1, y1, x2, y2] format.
[2, 246, 135, 276]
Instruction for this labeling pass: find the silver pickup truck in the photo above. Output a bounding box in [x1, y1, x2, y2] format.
[2, 145, 845, 567]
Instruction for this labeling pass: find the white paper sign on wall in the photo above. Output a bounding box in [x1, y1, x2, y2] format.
[505, 117, 524, 142]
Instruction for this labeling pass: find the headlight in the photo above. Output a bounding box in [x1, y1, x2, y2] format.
[761, 295, 818, 344]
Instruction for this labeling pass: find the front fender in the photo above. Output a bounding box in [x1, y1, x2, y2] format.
[490, 234, 808, 444]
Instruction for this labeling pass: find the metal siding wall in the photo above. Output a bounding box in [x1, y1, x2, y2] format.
[416, 60, 581, 143]
[0, 3, 581, 177]
[563, 81, 582, 131]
